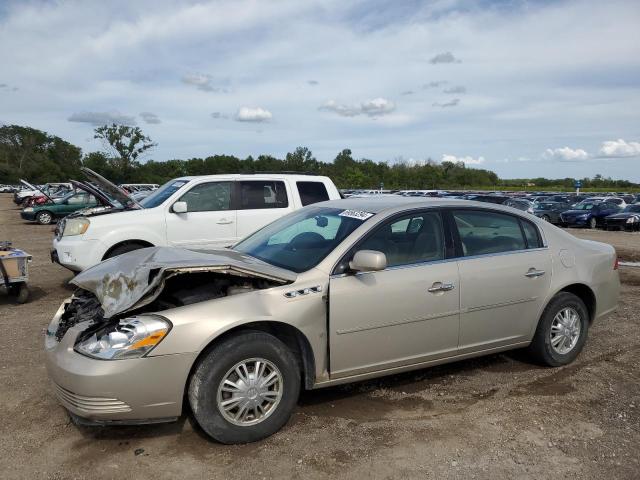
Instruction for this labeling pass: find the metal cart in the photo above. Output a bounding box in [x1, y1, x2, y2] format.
[0, 242, 31, 303]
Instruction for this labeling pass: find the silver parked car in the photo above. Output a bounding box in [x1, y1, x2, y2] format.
[45, 197, 620, 443]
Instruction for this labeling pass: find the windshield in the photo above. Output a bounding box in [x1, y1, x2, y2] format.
[573, 203, 596, 210]
[140, 179, 190, 208]
[623, 205, 640, 213]
[234, 207, 374, 273]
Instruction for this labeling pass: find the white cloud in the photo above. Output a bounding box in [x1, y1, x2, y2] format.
[181, 73, 229, 92]
[443, 85, 466, 94]
[433, 98, 460, 108]
[598, 139, 640, 158]
[235, 106, 272, 122]
[67, 111, 136, 126]
[320, 97, 396, 117]
[543, 147, 589, 161]
[442, 154, 485, 165]
[140, 112, 161, 124]
[429, 52, 461, 64]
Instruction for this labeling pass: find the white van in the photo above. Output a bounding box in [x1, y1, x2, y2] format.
[51, 169, 340, 271]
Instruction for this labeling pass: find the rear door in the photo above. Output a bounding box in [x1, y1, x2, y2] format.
[235, 180, 294, 240]
[165, 180, 237, 249]
[451, 209, 552, 353]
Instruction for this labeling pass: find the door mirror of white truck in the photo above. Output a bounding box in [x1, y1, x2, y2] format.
[172, 201, 188, 213]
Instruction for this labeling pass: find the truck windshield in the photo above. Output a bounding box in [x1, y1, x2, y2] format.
[234, 207, 373, 273]
[140, 179, 190, 208]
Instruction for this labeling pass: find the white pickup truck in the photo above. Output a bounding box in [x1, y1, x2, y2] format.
[51, 169, 341, 271]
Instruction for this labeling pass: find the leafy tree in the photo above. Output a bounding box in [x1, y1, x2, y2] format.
[94, 124, 156, 178]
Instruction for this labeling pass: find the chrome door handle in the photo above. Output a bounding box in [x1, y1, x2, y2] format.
[428, 282, 455, 293]
[525, 268, 545, 278]
[216, 219, 233, 225]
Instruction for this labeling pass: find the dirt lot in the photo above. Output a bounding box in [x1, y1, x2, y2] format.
[1, 193, 639, 480]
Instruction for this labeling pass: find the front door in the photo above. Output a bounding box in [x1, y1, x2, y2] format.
[329, 210, 460, 378]
[165, 181, 237, 249]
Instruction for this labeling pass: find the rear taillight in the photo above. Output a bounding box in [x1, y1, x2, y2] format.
[614, 257, 619, 270]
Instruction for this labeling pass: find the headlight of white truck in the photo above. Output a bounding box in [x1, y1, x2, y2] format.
[63, 217, 90, 236]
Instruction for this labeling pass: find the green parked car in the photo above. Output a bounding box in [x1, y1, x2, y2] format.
[20, 181, 113, 225]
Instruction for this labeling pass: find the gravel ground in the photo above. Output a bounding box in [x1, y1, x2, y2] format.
[1, 193, 638, 480]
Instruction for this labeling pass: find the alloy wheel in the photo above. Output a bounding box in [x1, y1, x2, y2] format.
[550, 307, 582, 355]
[216, 358, 284, 427]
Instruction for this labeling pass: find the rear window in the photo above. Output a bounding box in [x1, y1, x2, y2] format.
[239, 181, 288, 210]
[453, 210, 526, 256]
[521, 220, 542, 248]
[297, 181, 330, 206]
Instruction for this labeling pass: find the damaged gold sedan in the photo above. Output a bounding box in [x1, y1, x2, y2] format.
[45, 197, 619, 443]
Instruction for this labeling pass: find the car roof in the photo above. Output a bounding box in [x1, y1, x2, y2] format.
[312, 196, 526, 215]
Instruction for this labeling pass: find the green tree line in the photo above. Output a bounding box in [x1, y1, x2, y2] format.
[1, 124, 638, 191]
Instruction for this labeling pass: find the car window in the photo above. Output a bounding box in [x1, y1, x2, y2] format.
[521, 220, 542, 248]
[67, 193, 89, 205]
[357, 211, 444, 267]
[297, 181, 330, 206]
[453, 210, 526, 256]
[179, 181, 232, 212]
[240, 181, 288, 209]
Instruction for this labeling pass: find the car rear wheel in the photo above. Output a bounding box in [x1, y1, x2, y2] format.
[36, 211, 53, 225]
[528, 292, 589, 367]
[188, 331, 301, 444]
[588, 217, 597, 229]
[541, 214, 551, 222]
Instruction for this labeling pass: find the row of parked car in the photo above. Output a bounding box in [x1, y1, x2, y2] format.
[342, 189, 640, 232]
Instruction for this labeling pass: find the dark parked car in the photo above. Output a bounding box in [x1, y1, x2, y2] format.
[503, 198, 534, 214]
[533, 201, 572, 224]
[559, 201, 621, 229]
[604, 204, 640, 231]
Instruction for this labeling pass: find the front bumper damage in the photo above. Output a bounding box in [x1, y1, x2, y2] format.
[45, 301, 197, 423]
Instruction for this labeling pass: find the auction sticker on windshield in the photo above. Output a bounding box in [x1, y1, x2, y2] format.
[339, 209, 374, 221]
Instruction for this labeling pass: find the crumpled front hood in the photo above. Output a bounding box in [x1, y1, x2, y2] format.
[71, 247, 297, 318]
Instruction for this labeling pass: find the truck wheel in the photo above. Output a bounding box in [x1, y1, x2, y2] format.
[104, 242, 147, 259]
[36, 211, 53, 225]
[527, 292, 589, 367]
[188, 331, 301, 444]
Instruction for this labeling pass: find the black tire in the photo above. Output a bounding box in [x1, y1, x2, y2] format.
[588, 217, 597, 229]
[36, 211, 54, 225]
[541, 214, 551, 222]
[527, 292, 589, 367]
[188, 331, 301, 444]
[104, 242, 147, 259]
[15, 283, 29, 304]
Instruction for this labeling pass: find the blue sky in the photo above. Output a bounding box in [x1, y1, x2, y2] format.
[1, 0, 639, 180]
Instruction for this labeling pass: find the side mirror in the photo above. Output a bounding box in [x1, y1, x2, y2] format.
[172, 201, 188, 214]
[349, 250, 387, 273]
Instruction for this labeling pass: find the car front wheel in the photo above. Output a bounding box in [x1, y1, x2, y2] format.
[588, 217, 597, 229]
[188, 331, 301, 444]
[528, 292, 589, 367]
[36, 211, 53, 225]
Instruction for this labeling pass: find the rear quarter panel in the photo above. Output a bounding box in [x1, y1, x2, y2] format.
[541, 224, 619, 323]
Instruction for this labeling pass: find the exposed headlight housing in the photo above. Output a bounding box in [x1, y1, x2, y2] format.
[63, 217, 90, 236]
[23, 207, 34, 212]
[75, 315, 171, 360]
